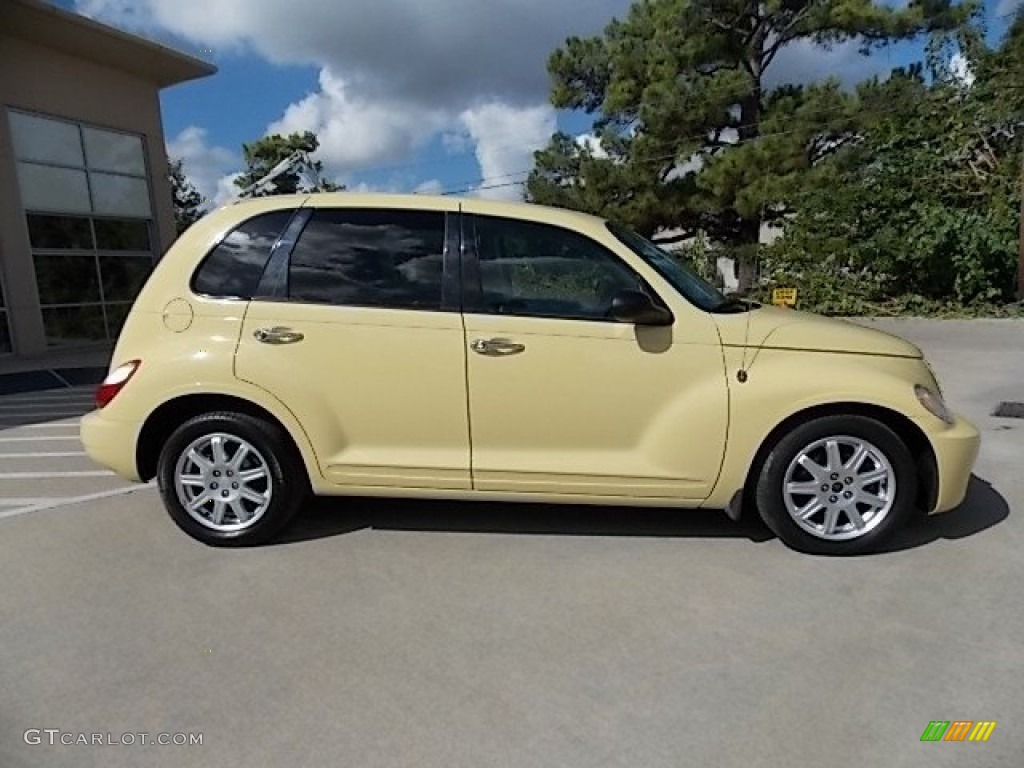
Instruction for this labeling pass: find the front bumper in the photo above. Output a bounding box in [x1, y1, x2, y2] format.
[80, 410, 142, 482]
[921, 413, 981, 514]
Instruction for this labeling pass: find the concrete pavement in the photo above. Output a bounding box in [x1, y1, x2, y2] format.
[0, 387, 139, 520]
[0, 318, 1021, 767]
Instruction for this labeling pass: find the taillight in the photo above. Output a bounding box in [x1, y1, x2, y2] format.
[95, 360, 141, 408]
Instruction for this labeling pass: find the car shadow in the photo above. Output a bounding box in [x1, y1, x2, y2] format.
[877, 474, 1010, 553]
[277, 474, 1008, 552]
[276, 495, 775, 545]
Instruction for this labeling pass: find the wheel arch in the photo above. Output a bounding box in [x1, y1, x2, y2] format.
[136, 393, 317, 485]
[734, 401, 938, 520]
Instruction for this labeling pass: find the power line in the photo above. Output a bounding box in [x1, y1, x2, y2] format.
[395, 95, 915, 194]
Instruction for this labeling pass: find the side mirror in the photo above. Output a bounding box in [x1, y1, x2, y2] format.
[609, 290, 674, 326]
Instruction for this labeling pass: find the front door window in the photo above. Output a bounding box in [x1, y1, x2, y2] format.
[466, 215, 645, 321]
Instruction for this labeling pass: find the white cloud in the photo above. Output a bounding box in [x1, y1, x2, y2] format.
[76, 0, 623, 192]
[265, 70, 557, 198]
[85, 0, 933, 198]
[664, 157, 702, 182]
[575, 132, 609, 159]
[165, 126, 237, 207]
[213, 173, 244, 206]
[75, 0, 630, 106]
[414, 179, 445, 195]
[442, 131, 472, 156]
[267, 68, 449, 180]
[768, 38, 887, 88]
[996, 0, 1024, 16]
[950, 52, 976, 88]
[460, 103, 555, 200]
[168, 77, 454, 199]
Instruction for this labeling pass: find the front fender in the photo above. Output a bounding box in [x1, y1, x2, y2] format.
[704, 348, 937, 509]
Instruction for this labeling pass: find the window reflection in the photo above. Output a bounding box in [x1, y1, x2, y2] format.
[104, 303, 132, 338]
[99, 256, 153, 301]
[27, 215, 93, 250]
[8, 112, 84, 166]
[90, 173, 151, 217]
[10, 112, 156, 348]
[82, 127, 146, 175]
[34, 254, 102, 304]
[192, 211, 293, 299]
[94, 218, 150, 251]
[41, 305, 108, 346]
[16, 164, 91, 213]
[288, 209, 445, 309]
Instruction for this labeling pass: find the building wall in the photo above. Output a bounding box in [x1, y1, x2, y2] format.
[0, 32, 174, 356]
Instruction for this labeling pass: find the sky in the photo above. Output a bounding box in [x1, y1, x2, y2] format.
[60, 0, 1023, 208]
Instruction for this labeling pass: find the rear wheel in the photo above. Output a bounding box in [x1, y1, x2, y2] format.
[157, 412, 307, 546]
[755, 415, 916, 555]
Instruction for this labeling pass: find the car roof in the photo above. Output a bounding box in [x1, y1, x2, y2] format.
[221, 192, 610, 230]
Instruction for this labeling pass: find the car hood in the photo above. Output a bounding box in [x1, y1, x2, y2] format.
[712, 306, 922, 358]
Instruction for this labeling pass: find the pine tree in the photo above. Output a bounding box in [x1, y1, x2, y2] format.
[234, 132, 344, 196]
[169, 158, 204, 235]
[527, 0, 971, 291]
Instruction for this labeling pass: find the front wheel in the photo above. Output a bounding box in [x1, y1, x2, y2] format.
[755, 415, 916, 555]
[157, 412, 307, 546]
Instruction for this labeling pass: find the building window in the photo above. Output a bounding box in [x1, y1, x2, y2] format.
[9, 110, 153, 218]
[27, 214, 153, 346]
[8, 110, 155, 347]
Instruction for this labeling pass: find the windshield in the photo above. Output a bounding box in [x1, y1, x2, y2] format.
[607, 223, 728, 312]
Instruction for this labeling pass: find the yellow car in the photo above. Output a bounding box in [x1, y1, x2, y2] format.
[81, 194, 980, 554]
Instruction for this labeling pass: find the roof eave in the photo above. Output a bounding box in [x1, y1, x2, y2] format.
[3, 0, 217, 88]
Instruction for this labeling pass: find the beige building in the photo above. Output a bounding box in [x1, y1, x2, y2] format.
[0, 0, 214, 359]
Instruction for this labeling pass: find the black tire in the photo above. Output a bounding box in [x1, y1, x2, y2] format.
[754, 415, 916, 555]
[156, 411, 308, 546]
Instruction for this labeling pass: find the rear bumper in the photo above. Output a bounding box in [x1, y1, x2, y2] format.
[921, 413, 981, 514]
[80, 410, 142, 482]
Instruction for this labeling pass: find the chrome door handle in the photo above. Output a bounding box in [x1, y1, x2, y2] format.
[471, 338, 526, 356]
[254, 326, 304, 345]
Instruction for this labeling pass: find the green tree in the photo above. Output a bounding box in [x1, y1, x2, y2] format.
[527, 0, 971, 290]
[763, 19, 1023, 311]
[234, 131, 344, 196]
[169, 158, 204, 235]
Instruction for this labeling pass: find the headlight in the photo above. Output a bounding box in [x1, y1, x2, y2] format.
[915, 385, 954, 425]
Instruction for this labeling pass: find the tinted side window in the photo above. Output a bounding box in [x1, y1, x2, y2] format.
[288, 209, 445, 310]
[192, 211, 294, 298]
[471, 216, 642, 320]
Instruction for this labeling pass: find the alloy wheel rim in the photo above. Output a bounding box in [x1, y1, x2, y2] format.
[782, 435, 896, 542]
[174, 432, 273, 532]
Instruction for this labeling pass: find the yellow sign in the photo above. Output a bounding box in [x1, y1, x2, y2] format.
[772, 287, 798, 307]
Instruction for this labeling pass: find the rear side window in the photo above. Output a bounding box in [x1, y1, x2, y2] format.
[288, 209, 445, 310]
[192, 210, 294, 298]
